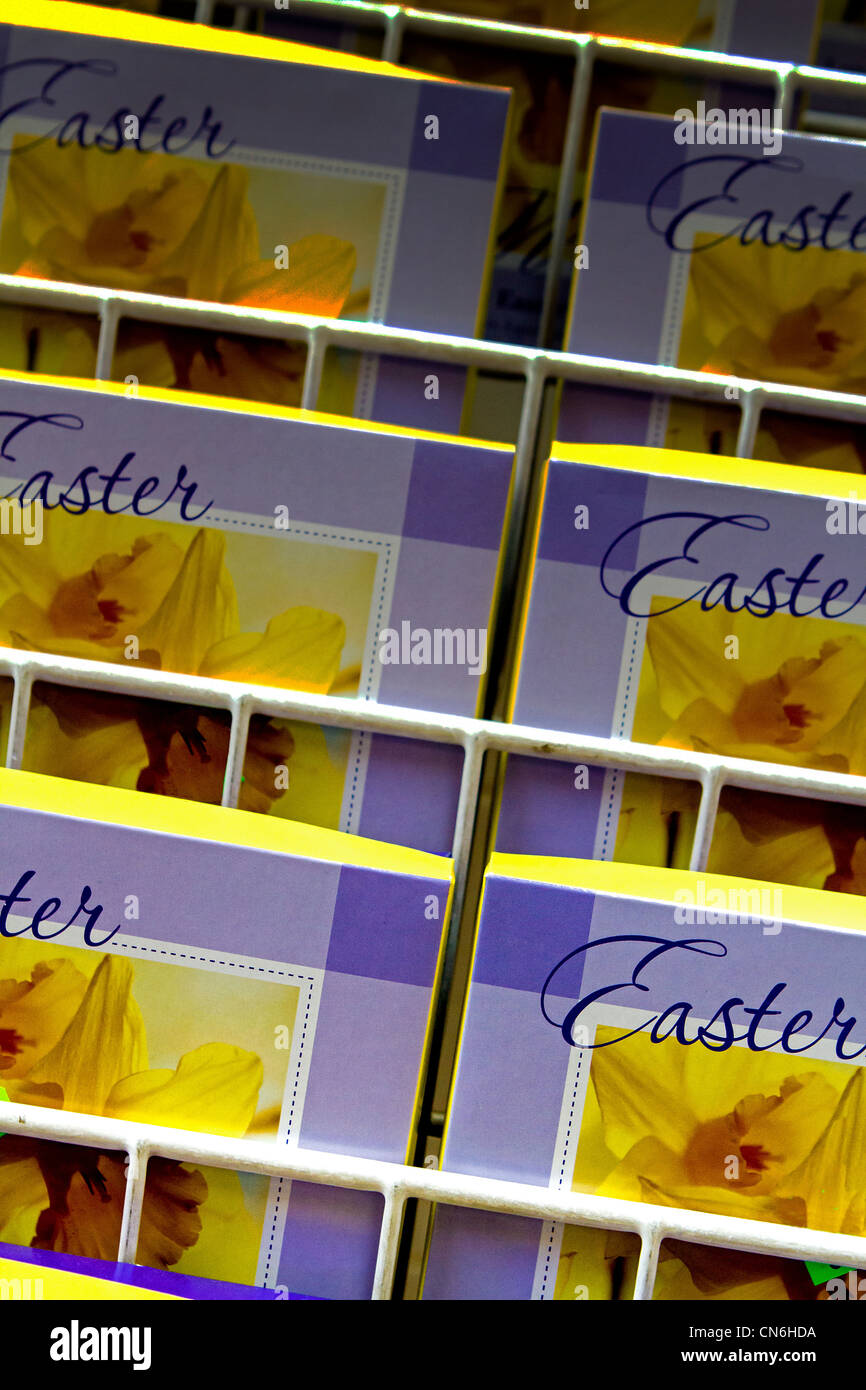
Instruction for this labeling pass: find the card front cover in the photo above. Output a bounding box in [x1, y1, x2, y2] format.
[0, 768, 452, 1298]
[0, 0, 510, 428]
[560, 110, 866, 472]
[424, 854, 866, 1299]
[501, 442, 866, 889]
[0, 371, 512, 848]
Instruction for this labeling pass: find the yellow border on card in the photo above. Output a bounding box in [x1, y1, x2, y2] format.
[404, 871, 455, 1165]
[418, 861, 490, 1299]
[0, 1256, 183, 1300]
[0, 0, 434, 80]
[550, 441, 866, 503]
[0, 367, 514, 455]
[505, 450, 551, 721]
[489, 852, 866, 933]
[0, 767, 452, 881]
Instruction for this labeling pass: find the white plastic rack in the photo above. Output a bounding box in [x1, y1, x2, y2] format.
[0, 0, 865, 1300]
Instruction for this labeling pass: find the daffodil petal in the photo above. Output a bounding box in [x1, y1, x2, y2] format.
[0, 1150, 51, 1245]
[777, 1069, 866, 1234]
[0, 529, 60, 611]
[225, 235, 357, 317]
[591, 1031, 690, 1158]
[0, 958, 89, 1078]
[177, 164, 259, 303]
[644, 604, 744, 722]
[23, 705, 148, 791]
[639, 1173, 805, 1227]
[93, 534, 186, 630]
[162, 1166, 265, 1283]
[138, 528, 239, 675]
[200, 606, 345, 690]
[28, 956, 147, 1114]
[104, 1042, 263, 1137]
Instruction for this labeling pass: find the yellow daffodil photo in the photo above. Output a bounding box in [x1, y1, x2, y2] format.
[0, 305, 99, 382]
[705, 786, 866, 896]
[113, 321, 310, 410]
[554, 1224, 640, 1301]
[571, 1026, 866, 1300]
[679, 236, 866, 396]
[0, 136, 386, 408]
[652, 1241, 830, 1302]
[0, 936, 298, 1281]
[663, 400, 866, 476]
[0, 503, 373, 689]
[22, 688, 350, 825]
[619, 613, 866, 892]
[612, 772, 701, 870]
[0, 504, 371, 816]
[552, 1206, 826, 1301]
[0, 139, 359, 313]
[632, 601, 866, 775]
[611, 774, 866, 897]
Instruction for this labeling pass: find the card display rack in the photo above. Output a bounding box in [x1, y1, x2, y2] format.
[1, 0, 865, 1299]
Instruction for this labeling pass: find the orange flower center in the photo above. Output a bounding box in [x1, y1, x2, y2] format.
[769, 304, 847, 372]
[683, 1093, 783, 1190]
[85, 205, 158, 269]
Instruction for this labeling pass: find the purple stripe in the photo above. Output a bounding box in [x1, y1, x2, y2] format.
[0, 1241, 276, 1299]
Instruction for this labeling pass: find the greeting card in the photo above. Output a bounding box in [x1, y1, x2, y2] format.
[0, 370, 512, 847]
[500, 442, 866, 890]
[423, 853, 866, 1299]
[560, 110, 866, 473]
[0, 0, 510, 428]
[0, 767, 452, 1298]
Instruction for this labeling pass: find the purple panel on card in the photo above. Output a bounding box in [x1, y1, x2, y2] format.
[556, 383, 654, 447]
[423, 1206, 541, 1300]
[276, 1183, 382, 1300]
[445, 983, 570, 1184]
[388, 172, 497, 334]
[404, 439, 512, 550]
[591, 111, 684, 208]
[372, 357, 467, 435]
[495, 755, 603, 858]
[513, 560, 631, 736]
[409, 83, 509, 179]
[377, 538, 495, 715]
[538, 460, 647, 569]
[358, 734, 463, 857]
[327, 864, 446, 985]
[300, 973, 431, 1161]
[474, 876, 593, 994]
[727, 0, 817, 60]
